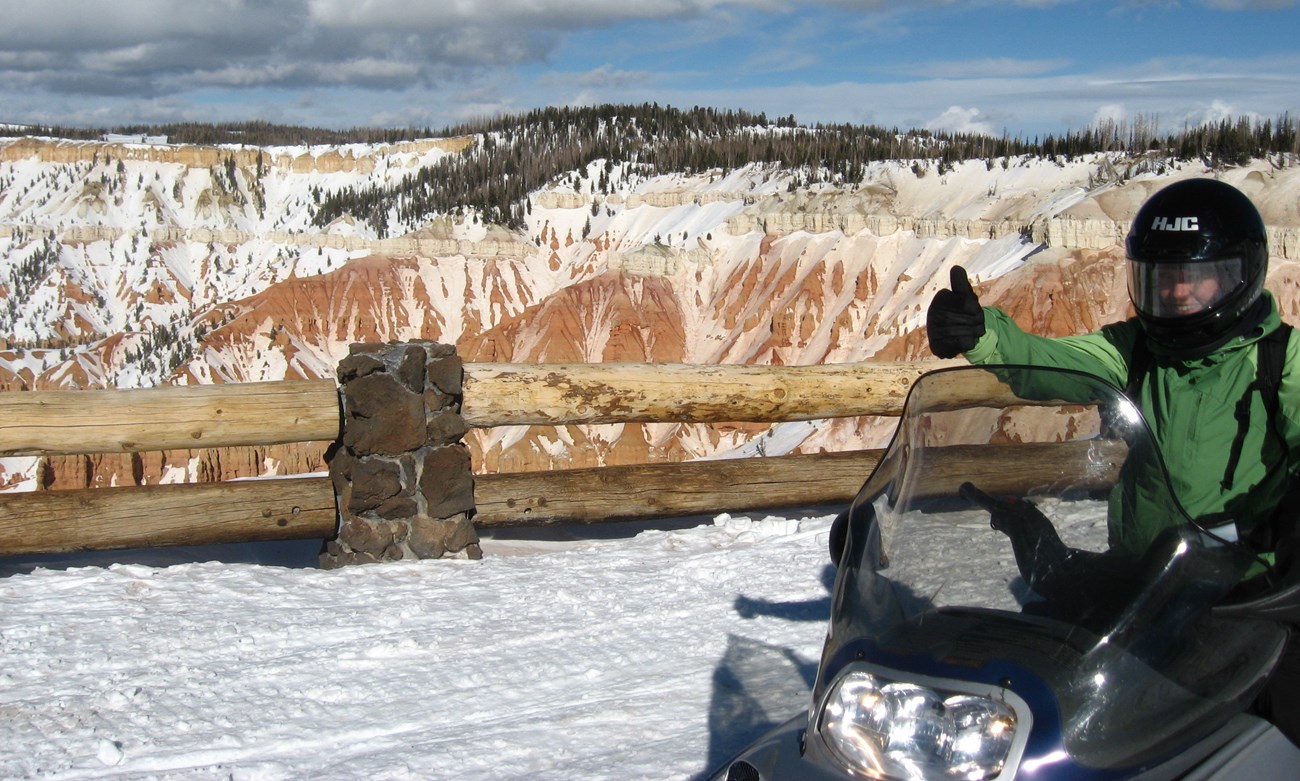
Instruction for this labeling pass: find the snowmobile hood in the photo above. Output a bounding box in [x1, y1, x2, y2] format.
[817, 365, 1288, 777]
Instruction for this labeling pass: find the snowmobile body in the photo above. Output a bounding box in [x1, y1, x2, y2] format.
[714, 365, 1300, 780]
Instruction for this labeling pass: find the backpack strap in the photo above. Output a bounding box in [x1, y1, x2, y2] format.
[1259, 322, 1293, 448]
[1123, 331, 1154, 404]
[1223, 323, 1293, 492]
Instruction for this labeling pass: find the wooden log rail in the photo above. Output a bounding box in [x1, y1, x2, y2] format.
[472, 437, 1126, 527]
[473, 450, 884, 527]
[0, 380, 343, 556]
[463, 359, 967, 528]
[0, 380, 341, 455]
[460, 360, 963, 425]
[0, 478, 339, 556]
[0, 358, 975, 557]
[0, 362, 961, 458]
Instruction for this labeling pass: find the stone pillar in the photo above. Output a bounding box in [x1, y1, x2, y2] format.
[322, 341, 481, 567]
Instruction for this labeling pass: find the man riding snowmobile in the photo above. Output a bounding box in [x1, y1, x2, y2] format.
[926, 177, 1300, 743]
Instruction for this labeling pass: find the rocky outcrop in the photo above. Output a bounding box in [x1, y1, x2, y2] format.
[0, 223, 535, 259]
[0, 136, 474, 173]
[6, 143, 1300, 486]
[34, 441, 331, 490]
[537, 178, 1300, 260]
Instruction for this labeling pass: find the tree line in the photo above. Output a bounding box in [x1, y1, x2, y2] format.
[6, 104, 1296, 236]
[1, 120, 434, 147]
[311, 104, 1299, 235]
[313, 103, 1042, 234]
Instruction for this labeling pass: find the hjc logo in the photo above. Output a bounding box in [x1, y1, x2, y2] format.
[1151, 216, 1200, 232]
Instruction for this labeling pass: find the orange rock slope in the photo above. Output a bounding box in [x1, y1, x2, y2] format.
[8, 153, 1300, 489]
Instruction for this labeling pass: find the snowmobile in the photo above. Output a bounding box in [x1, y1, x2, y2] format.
[713, 364, 1300, 780]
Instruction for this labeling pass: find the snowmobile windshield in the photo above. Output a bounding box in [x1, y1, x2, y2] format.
[817, 365, 1287, 776]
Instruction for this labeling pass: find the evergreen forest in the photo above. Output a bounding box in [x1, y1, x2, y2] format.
[6, 103, 1297, 236]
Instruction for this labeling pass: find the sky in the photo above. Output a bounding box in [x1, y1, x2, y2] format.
[0, 0, 1298, 140]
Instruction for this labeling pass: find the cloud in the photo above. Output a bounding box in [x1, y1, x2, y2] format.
[632, 46, 1298, 138]
[1197, 0, 1298, 8]
[1091, 104, 1129, 127]
[307, 0, 727, 29]
[924, 105, 995, 135]
[900, 57, 1071, 79]
[540, 64, 654, 90]
[0, 0, 734, 100]
[0, 0, 1295, 134]
[1182, 98, 1249, 126]
[0, 1, 294, 51]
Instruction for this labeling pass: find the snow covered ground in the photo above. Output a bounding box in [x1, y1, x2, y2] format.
[0, 510, 840, 781]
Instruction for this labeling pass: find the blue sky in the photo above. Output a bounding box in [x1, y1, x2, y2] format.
[0, 1, 1297, 137]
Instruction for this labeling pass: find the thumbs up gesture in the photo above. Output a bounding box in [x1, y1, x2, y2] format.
[927, 266, 985, 358]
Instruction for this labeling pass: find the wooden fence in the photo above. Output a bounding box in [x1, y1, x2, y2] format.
[0, 356, 959, 557]
[0, 381, 343, 556]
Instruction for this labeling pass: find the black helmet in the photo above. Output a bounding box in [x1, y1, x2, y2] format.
[1126, 178, 1269, 357]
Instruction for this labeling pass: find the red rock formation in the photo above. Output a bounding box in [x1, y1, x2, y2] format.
[8, 148, 1300, 487]
[37, 443, 331, 491]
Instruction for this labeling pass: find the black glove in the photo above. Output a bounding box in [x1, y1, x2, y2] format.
[959, 482, 1070, 594]
[960, 482, 1058, 543]
[961, 481, 1148, 626]
[927, 266, 985, 358]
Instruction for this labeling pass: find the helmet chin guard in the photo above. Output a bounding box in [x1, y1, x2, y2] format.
[1126, 178, 1269, 357]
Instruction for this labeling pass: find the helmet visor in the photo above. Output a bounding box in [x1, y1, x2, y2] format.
[1128, 257, 1245, 320]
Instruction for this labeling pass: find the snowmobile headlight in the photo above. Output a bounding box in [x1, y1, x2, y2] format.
[818, 668, 1019, 780]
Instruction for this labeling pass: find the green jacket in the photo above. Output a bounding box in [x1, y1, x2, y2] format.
[965, 292, 1300, 556]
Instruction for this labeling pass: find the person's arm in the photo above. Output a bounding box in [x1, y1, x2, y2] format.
[925, 264, 1134, 386]
[966, 308, 1133, 387]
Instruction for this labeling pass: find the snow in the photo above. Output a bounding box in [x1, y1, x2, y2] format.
[0, 511, 840, 780]
[0, 456, 39, 491]
[9, 140, 1293, 395]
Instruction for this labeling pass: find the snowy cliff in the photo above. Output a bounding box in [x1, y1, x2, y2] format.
[3, 133, 1300, 488]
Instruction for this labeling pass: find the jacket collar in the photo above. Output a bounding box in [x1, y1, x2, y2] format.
[1146, 292, 1280, 362]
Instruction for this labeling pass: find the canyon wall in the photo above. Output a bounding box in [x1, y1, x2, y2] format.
[4, 139, 1300, 490]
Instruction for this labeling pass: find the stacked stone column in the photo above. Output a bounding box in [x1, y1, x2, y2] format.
[322, 341, 481, 567]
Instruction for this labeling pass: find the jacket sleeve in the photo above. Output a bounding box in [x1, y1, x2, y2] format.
[964, 307, 1135, 388]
